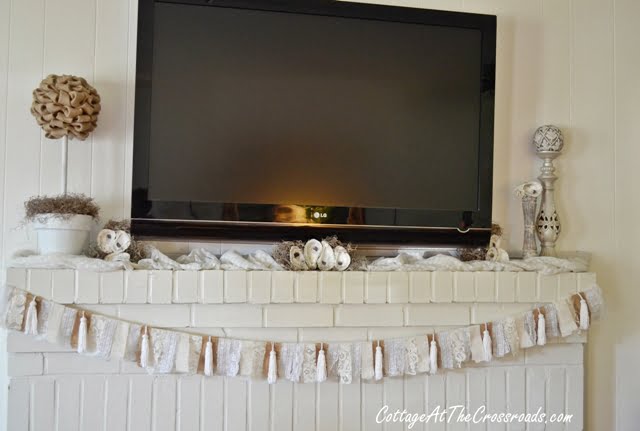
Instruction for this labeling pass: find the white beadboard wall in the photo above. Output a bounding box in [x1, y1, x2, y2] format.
[0, 0, 639, 430]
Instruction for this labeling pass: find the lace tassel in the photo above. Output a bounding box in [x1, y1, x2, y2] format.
[579, 295, 590, 330]
[374, 341, 383, 381]
[24, 297, 38, 336]
[316, 343, 327, 383]
[482, 325, 493, 362]
[77, 311, 87, 353]
[267, 343, 277, 384]
[537, 310, 546, 346]
[204, 336, 214, 376]
[429, 335, 438, 374]
[140, 326, 150, 368]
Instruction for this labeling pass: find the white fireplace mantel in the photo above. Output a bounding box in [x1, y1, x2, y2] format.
[4, 267, 592, 430]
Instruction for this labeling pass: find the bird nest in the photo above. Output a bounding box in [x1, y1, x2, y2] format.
[273, 236, 366, 270]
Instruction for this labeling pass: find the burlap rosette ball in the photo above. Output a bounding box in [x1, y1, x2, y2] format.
[30, 74, 101, 140]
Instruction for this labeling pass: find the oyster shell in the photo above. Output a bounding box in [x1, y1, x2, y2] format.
[333, 245, 351, 271]
[317, 241, 336, 271]
[289, 245, 308, 270]
[304, 239, 322, 269]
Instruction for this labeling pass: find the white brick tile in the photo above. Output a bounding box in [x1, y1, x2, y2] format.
[471, 304, 502, 324]
[387, 272, 409, 303]
[192, 305, 262, 327]
[525, 344, 583, 365]
[577, 272, 597, 291]
[200, 270, 224, 304]
[148, 271, 173, 304]
[319, 272, 342, 304]
[432, 271, 453, 302]
[516, 272, 538, 302]
[51, 270, 75, 304]
[190, 328, 227, 337]
[471, 303, 534, 324]
[295, 272, 318, 303]
[248, 271, 271, 304]
[365, 272, 387, 304]
[538, 274, 558, 302]
[496, 272, 516, 303]
[409, 272, 431, 303]
[100, 272, 124, 304]
[224, 328, 298, 342]
[299, 327, 368, 342]
[76, 271, 99, 304]
[475, 272, 495, 302]
[6, 268, 27, 290]
[44, 353, 120, 374]
[271, 271, 294, 303]
[118, 305, 190, 327]
[8, 353, 43, 376]
[557, 273, 578, 299]
[265, 305, 333, 327]
[29, 269, 52, 298]
[454, 272, 475, 302]
[7, 333, 73, 353]
[83, 305, 118, 316]
[343, 272, 364, 304]
[335, 305, 403, 327]
[368, 327, 433, 340]
[173, 271, 199, 303]
[405, 304, 469, 326]
[224, 271, 247, 303]
[124, 270, 149, 304]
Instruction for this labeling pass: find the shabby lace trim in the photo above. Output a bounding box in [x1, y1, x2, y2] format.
[4, 290, 26, 331]
[88, 314, 118, 359]
[521, 311, 537, 347]
[584, 285, 604, 320]
[302, 343, 317, 383]
[239, 341, 266, 377]
[148, 328, 179, 374]
[124, 323, 142, 362]
[217, 338, 241, 377]
[36, 299, 53, 336]
[543, 304, 560, 337]
[502, 317, 519, 355]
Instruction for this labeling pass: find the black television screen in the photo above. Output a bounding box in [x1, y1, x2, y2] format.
[132, 0, 496, 245]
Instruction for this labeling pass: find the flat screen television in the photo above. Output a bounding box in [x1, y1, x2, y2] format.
[132, 0, 496, 245]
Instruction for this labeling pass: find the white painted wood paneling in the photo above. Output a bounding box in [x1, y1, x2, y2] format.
[0, 368, 588, 431]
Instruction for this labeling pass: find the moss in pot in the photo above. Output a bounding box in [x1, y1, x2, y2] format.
[25, 194, 99, 255]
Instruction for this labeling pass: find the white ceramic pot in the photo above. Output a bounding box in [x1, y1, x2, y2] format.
[32, 213, 93, 255]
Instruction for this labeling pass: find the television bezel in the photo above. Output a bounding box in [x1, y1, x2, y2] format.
[131, 0, 496, 246]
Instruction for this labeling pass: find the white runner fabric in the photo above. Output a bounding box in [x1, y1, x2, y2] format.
[11, 248, 588, 275]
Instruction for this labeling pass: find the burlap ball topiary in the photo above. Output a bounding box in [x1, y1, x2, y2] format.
[30, 74, 101, 140]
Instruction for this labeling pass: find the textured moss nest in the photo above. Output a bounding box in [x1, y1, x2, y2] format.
[24, 193, 100, 221]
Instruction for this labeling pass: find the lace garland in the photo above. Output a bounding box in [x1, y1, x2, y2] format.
[0, 285, 604, 382]
[217, 338, 241, 377]
[239, 341, 266, 377]
[543, 304, 561, 337]
[302, 343, 317, 383]
[87, 314, 118, 359]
